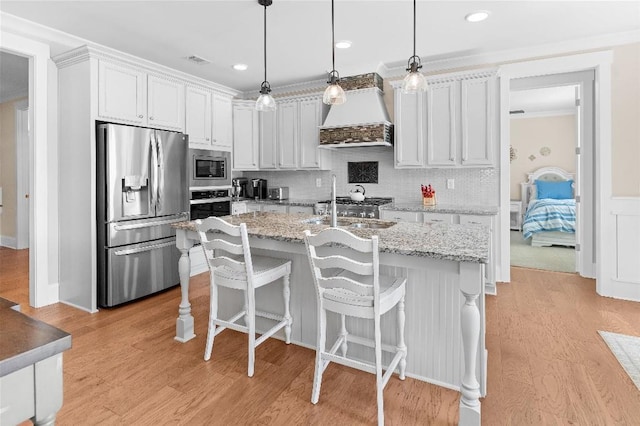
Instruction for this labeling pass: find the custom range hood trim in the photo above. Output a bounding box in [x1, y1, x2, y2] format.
[319, 73, 394, 148]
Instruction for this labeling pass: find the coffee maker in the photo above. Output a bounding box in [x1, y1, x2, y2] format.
[231, 177, 249, 200]
[251, 178, 268, 200]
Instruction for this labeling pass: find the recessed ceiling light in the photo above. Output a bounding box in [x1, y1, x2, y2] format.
[233, 63, 248, 71]
[465, 10, 490, 23]
[335, 40, 352, 49]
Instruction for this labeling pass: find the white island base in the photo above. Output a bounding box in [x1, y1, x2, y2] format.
[174, 227, 485, 426]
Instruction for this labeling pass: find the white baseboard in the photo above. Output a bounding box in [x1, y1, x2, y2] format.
[0, 235, 17, 249]
[33, 282, 60, 308]
[599, 279, 640, 303]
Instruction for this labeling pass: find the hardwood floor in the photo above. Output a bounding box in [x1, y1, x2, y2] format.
[1, 246, 639, 425]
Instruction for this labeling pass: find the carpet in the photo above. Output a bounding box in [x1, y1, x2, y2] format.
[598, 331, 640, 391]
[510, 231, 575, 273]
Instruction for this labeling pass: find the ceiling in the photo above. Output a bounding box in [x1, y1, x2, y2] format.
[510, 86, 577, 115]
[1, 1, 638, 95]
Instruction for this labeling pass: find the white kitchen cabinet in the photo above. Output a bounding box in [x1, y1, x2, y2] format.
[277, 101, 299, 169]
[212, 94, 233, 151]
[147, 74, 184, 131]
[246, 202, 262, 213]
[393, 90, 425, 168]
[380, 210, 422, 223]
[391, 69, 497, 169]
[231, 201, 247, 215]
[423, 212, 456, 224]
[299, 98, 329, 170]
[460, 214, 496, 294]
[98, 60, 184, 131]
[258, 109, 278, 169]
[185, 86, 212, 146]
[233, 101, 259, 170]
[288, 205, 314, 214]
[98, 60, 146, 125]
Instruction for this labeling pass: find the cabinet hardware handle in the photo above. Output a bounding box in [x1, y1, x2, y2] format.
[138, 114, 143, 118]
[206, 138, 210, 141]
[150, 116, 154, 120]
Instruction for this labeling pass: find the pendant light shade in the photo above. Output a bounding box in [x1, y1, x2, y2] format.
[402, 0, 428, 94]
[256, 0, 276, 111]
[323, 0, 346, 105]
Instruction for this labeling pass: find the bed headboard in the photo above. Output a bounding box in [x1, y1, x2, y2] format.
[520, 166, 575, 212]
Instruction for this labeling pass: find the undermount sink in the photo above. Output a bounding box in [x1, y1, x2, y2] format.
[302, 217, 396, 230]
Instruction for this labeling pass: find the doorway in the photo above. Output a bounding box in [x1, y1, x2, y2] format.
[508, 83, 581, 273]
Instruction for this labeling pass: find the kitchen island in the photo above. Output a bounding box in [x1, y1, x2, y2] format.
[173, 212, 489, 425]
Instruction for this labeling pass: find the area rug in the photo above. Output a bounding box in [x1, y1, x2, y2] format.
[598, 331, 640, 391]
[510, 231, 575, 273]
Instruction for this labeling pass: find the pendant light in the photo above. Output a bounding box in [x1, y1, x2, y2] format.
[323, 0, 346, 105]
[401, 0, 428, 94]
[256, 0, 276, 111]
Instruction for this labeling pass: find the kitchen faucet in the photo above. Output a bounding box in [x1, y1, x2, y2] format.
[331, 174, 337, 227]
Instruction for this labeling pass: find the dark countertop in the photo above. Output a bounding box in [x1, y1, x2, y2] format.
[0, 297, 72, 377]
[174, 211, 490, 264]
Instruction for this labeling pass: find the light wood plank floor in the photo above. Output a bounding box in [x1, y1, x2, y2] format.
[1, 247, 639, 425]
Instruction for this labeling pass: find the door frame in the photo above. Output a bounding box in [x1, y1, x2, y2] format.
[497, 50, 613, 292]
[0, 32, 57, 307]
[15, 99, 29, 249]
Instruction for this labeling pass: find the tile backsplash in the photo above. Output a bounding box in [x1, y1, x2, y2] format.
[238, 147, 498, 205]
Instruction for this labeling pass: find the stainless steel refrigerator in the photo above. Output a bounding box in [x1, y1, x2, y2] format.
[97, 123, 189, 307]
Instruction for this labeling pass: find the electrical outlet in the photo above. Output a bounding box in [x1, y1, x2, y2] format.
[447, 179, 455, 189]
[316, 178, 322, 188]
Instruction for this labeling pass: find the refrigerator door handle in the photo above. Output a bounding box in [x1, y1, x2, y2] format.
[150, 132, 159, 214]
[156, 132, 165, 212]
[113, 240, 176, 256]
[112, 213, 189, 231]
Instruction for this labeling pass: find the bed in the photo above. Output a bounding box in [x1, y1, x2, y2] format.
[520, 166, 576, 247]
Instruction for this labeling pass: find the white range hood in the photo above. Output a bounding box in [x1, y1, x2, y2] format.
[319, 73, 393, 148]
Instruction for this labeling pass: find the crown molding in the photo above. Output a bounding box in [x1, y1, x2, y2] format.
[385, 29, 640, 79]
[389, 67, 498, 88]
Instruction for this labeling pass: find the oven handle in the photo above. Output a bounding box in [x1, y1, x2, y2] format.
[190, 197, 232, 205]
[113, 214, 188, 231]
[114, 240, 176, 256]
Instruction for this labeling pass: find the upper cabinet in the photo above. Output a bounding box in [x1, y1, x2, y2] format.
[98, 61, 184, 131]
[185, 87, 233, 151]
[392, 69, 497, 169]
[233, 95, 330, 171]
[232, 101, 259, 171]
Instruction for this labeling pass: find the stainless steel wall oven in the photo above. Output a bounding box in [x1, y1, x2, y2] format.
[190, 189, 231, 220]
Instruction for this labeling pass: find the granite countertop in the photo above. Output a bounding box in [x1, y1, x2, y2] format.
[380, 203, 498, 216]
[233, 198, 318, 207]
[0, 297, 72, 377]
[174, 211, 490, 264]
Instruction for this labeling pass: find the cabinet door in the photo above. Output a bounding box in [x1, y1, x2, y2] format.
[232, 103, 259, 170]
[98, 61, 145, 124]
[231, 202, 247, 215]
[423, 213, 456, 224]
[246, 202, 261, 212]
[394, 90, 425, 168]
[426, 81, 457, 166]
[259, 110, 278, 169]
[185, 86, 212, 146]
[299, 98, 324, 169]
[460, 77, 494, 166]
[147, 74, 184, 131]
[380, 210, 421, 223]
[212, 94, 233, 151]
[278, 102, 299, 169]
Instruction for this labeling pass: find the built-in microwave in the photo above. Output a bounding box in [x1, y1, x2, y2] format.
[189, 149, 231, 187]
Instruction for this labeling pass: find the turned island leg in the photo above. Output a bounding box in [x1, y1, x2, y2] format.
[459, 262, 483, 426]
[175, 229, 196, 343]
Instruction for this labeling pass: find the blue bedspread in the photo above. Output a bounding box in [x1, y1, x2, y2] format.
[523, 198, 576, 240]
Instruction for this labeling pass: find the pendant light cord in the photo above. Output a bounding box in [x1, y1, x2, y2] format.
[331, 0, 335, 73]
[412, 0, 416, 58]
[263, 3, 267, 84]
